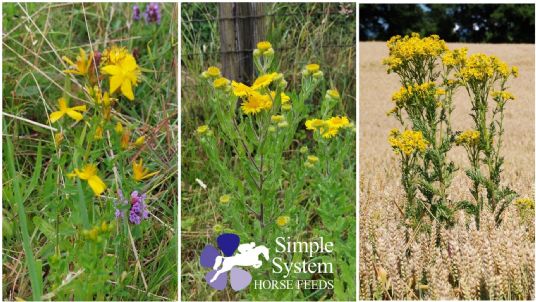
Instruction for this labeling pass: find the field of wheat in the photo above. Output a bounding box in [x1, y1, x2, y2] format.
[359, 42, 535, 300]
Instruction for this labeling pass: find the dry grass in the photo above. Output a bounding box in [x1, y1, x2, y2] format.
[359, 42, 535, 300]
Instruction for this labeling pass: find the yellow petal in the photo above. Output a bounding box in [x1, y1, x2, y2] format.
[65, 109, 83, 121]
[121, 79, 134, 100]
[121, 55, 138, 72]
[101, 64, 121, 76]
[109, 75, 122, 94]
[142, 170, 159, 180]
[88, 175, 106, 196]
[62, 56, 76, 66]
[70, 105, 87, 112]
[49, 111, 65, 123]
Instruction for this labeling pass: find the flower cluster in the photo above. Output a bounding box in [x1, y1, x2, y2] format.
[391, 82, 443, 106]
[455, 130, 480, 146]
[383, 33, 447, 72]
[133, 3, 161, 24]
[491, 90, 515, 102]
[388, 129, 428, 155]
[115, 190, 149, 225]
[305, 116, 351, 139]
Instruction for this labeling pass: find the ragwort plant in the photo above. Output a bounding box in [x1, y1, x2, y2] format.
[384, 33, 520, 231]
[197, 41, 355, 300]
[445, 49, 519, 227]
[384, 34, 457, 227]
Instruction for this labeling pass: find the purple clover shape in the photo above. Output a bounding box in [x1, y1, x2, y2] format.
[199, 233, 253, 291]
[144, 3, 161, 24]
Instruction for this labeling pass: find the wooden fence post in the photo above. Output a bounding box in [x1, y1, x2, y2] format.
[219, 3, 266, 84]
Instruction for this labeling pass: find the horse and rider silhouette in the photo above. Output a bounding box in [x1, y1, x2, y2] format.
[210, 242, 269, 283]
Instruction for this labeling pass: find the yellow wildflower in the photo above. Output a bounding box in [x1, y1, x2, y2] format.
[101, 45, 129, 65]
[511, 66, 519, 78]
[251, 73, 278, 90]
[281, 103, 292, 111]
[276, 215, 290, 227]
[213, 77, 230, 89]
[241, 91, 272, 115]
[321, 126, 339, 139]
[54, 132, 64, 145]
[491, 90, 515, 101]
[132, 159, 159, 181]
[232, 81, 252, 98]
[94, 126, 104, 140]
[327, 89, 340, 100]
[455, 130, 480, 146]
[205, 66, 221, 78]
[120, 131, 130, 150]
[67, 164, 107, 196]
[305, 64, 320, 73]
[326, 116, 350, 129]
[271, 115, 285, 123]
[219, 194, 231, 204]
[305, 119, 325, 131]
[115, 122, 123, 134]
[388, 129, 428, 155]
[134, 135, 145, 147]
[50, 97, 87, 123]
[307, 155, 319, 163]
[101, 54, 141, 101]
[63, 48, 93, 76]
[256, 41, 272, 52]
[197, 125, 209, 134]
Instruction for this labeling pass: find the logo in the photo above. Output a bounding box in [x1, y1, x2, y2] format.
[200, 233, 269, 291]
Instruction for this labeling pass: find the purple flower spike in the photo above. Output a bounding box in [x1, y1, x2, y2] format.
[144, 3, 161, 24]
[129, 191, 149, 225]
[133, 5, 141, 21]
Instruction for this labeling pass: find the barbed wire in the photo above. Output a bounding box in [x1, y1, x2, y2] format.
[181, 11, 356, 24]
[181, 43, 355, 57]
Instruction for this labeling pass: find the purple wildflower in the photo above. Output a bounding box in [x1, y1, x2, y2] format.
[129, 191, 149, 225]
[144, 3, 161, 24]
[132, 5, 141, 21]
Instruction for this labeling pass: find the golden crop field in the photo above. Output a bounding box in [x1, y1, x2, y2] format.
[359, 42, 535, 300]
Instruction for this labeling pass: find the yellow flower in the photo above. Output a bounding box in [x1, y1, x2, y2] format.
[54, 132, 64, 145]
[271, 115, 285, 123]
[511, 66, 519, 78]
[232, 81, 252, 98]
[491, 90, 515, 101]
[455, 130, 480, 146]
[281, 104, 292, 111]
[197, 125, 209, 134]
[115, 122, 123, 134]
[327, 89, 340, 99]
[388, 129, 428, 155]
[277, 121, 289, 128]
[276, 215, 290, 227]
[134, 135, 145, 147]
[205, 66, 221, 78]
[50, 97, 87, 123]
[219, 194, 231, 204]
[305, 119, 325, 130]
[251, 73, 278, 90]
[305, 64, 320, 73]
[321, 126, 339, 139]
[63, 48, 92, 76]
[101, 54, 141, 101]
[257, 41, 272, 52]
[307, 155, 319, 163]
[213, 77, 230, 89]
[326, 116, 350, 129]
[67, 164, 107, 196]
[101, 45, 129, 65]
[132, 159, 159, 181]
[383, 33, 448, 72]
[94, 126, 104, 140]
[120, 131, 130, 150]
[241, 91, 272, 115]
